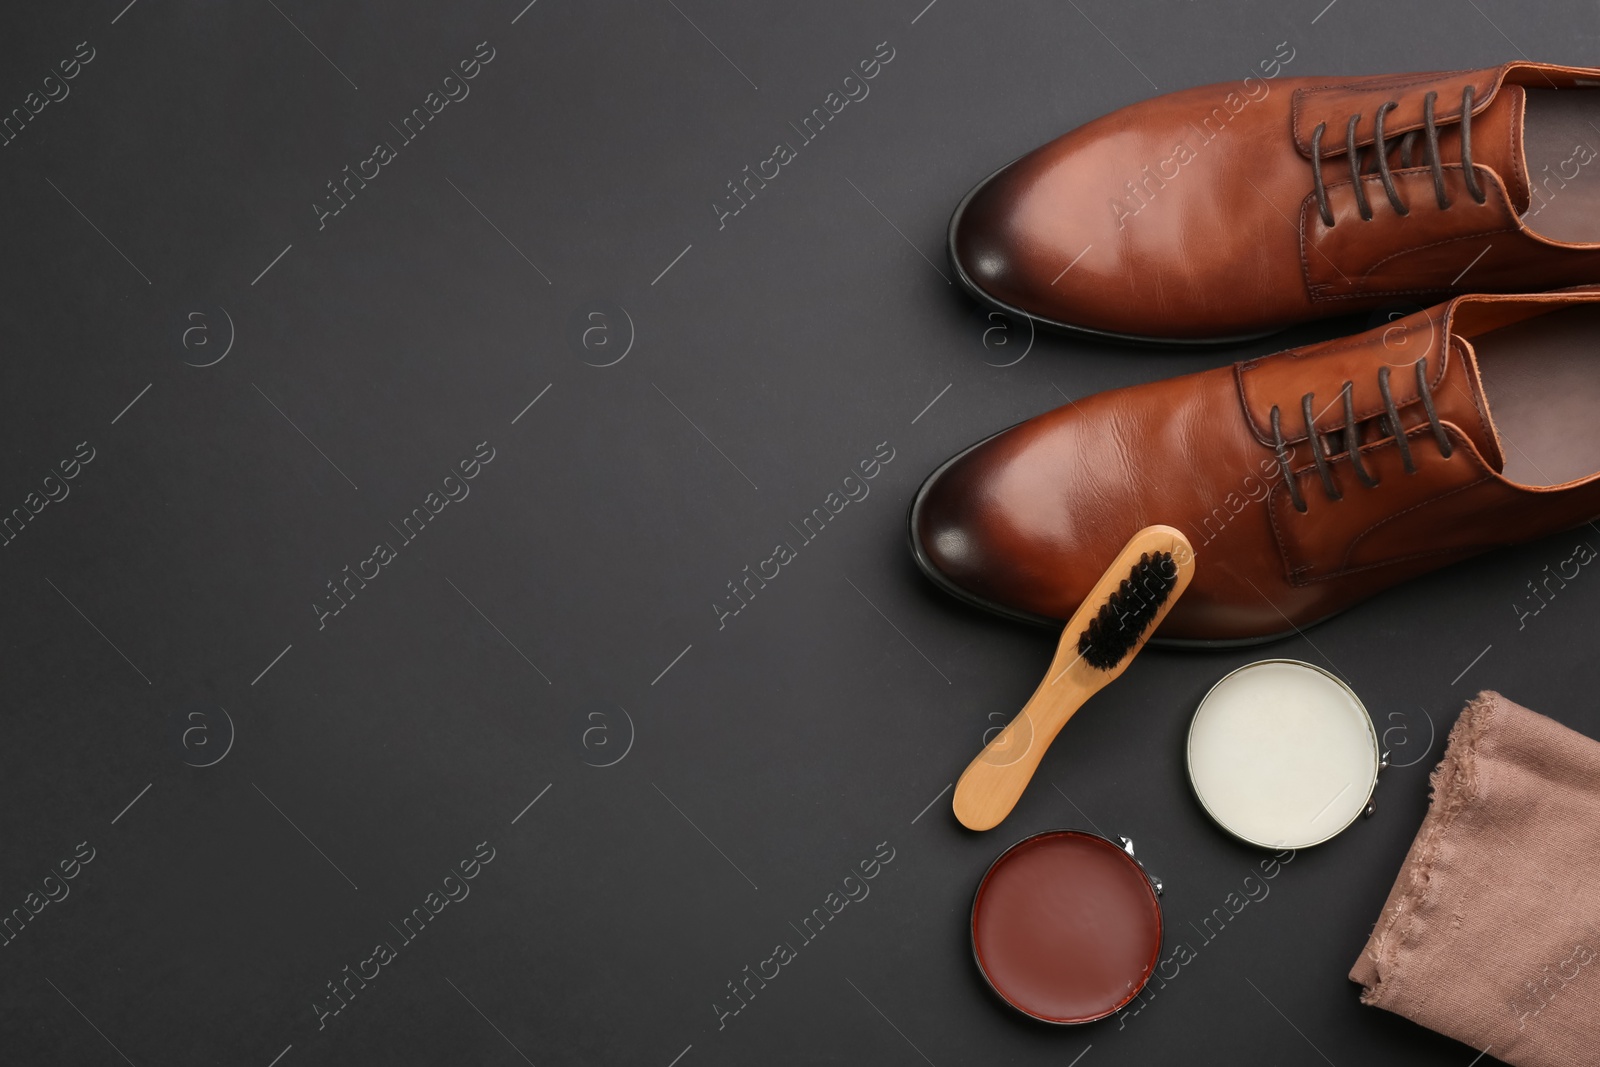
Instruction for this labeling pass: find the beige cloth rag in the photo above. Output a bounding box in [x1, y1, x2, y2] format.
[1351, 691, 1600, 1067]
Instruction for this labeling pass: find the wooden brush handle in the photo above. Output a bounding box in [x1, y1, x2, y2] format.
[952, 525, 1195, 831]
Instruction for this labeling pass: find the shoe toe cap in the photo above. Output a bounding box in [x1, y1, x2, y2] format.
[950, 164, 1050, 311]
[911, 426, 1079, 623]
[949, 145, 1107, 328]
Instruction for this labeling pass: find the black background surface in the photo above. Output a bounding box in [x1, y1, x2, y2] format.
[0, 1, 1591, 1064]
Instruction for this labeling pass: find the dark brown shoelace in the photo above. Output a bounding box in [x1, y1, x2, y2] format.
[1270, 356, 1454, 512]
[1309, 86, 1489, 226]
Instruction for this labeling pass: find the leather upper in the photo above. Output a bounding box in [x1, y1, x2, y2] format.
[912, 289, 1600, 642]
[952, 63, 1600, 340]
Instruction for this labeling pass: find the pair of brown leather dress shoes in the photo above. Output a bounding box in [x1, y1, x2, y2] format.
[912, 62, 1600, 644]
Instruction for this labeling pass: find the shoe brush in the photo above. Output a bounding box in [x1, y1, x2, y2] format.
[952, 524, 1196, 831]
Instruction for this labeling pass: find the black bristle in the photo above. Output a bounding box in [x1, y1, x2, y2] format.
[1076, 551, 1178, 669]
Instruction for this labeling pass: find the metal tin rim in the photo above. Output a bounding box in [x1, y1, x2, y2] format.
[969, 828, 1164, 1025]
[1185, 658, 1381, 850]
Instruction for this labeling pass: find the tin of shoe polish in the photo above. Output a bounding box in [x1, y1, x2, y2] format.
[1187, 658, 1382, 849]
[970, 829, 1164, 1024]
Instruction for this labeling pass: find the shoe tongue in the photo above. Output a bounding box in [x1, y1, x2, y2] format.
[1431, 334, 1505, 471]
[1468, 83, 1529, 212]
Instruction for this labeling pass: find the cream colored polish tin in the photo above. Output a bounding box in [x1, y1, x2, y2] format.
[1186, 659, 1382, 849]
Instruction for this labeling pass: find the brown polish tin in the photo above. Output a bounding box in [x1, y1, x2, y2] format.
[970, 829, 1164, 1024]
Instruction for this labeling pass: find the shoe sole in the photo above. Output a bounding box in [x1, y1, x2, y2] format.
[906, 425, 1323, 649]
[946, 160, 1284, 349]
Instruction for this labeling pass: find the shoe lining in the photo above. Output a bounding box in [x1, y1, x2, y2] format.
[1520, 89, 1600, 244]
[1473, 304, 1600, 486]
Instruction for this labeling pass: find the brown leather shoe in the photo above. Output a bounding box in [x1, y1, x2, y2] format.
[951, 63, 1600, 343]
[910, 289, 1600, 644]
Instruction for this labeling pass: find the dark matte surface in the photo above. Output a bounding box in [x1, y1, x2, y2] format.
[0, 2, 1592, 1064]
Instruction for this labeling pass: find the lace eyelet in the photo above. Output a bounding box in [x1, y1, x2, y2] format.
[1311, 86, 1481, 225]
[1271, 361, 1454, 506]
